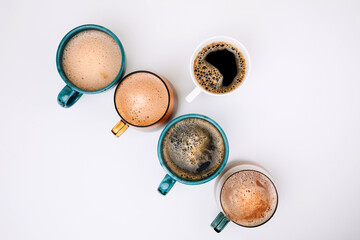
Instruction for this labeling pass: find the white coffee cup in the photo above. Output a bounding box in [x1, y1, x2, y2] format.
[186, 36, 251, 103]
[211, 162, 278, 232]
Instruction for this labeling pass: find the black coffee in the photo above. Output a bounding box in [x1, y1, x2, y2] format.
[193, 42, 246, 94]
[161, 118, 225, 181]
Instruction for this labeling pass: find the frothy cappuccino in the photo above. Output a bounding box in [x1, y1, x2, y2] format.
[62, 30, 122, 91]
[220, 170, 277, 227]
[115, 72, 170, 127]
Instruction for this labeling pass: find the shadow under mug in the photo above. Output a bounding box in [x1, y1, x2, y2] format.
[157, 114, 229, 195]
[56, 24, 126, 108]
[211, 163, 279, 233]
[112, 71, 176, 137]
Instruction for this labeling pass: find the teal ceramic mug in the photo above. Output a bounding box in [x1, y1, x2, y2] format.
[157, 114, 229, 195]
[56, 24, 126, 108]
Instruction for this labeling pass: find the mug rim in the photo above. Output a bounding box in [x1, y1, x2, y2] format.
[189, 35, 251, 97]
[113, 70, 171, 128]
[56, 24, 126, 94]
[219, 168, 279, 228]
[157, 114, 229, 185]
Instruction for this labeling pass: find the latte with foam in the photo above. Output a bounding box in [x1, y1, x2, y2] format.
[115, 72, 170, 127]
[220, 170, 278, 227]
[161, 118, 225, 180]
[62, 30, 122, 91]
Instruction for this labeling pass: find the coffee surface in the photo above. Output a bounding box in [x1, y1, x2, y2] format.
[115, 72, 169, 126]
[221, 170, 277, 227]
[62, 30, 122, 91]
[194, 41, 246, 94]
[162, 118, 225, 180]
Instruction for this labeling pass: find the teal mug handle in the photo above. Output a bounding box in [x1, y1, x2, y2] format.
[211, 212, 230, 233]
[58, 85, 83, 108]
[158, 174, 176, 195]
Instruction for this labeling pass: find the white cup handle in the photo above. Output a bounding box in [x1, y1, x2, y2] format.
[186, 87, 202, 103]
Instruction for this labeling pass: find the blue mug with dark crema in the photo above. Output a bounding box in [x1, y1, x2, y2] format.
[157, 114, 229, 195]
[56, 24, 126, 108]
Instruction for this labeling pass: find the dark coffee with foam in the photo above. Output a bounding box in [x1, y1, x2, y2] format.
[220, 170, 278, 227]
[194, 42, 246, 94]
[161, 118, 225, 180]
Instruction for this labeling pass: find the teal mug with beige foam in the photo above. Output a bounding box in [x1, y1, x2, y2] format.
[56, 24, 126, 108]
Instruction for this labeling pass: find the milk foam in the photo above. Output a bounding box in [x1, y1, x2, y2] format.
[115, 72, 169, 126]
[62, 30, 122, 91]
[220, 170, 277, 227]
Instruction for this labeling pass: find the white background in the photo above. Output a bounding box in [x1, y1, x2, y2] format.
[1, 0, 360, 239]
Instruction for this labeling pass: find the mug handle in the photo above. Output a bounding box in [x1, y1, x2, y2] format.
[211, 212, 230, 233]
[158, 174, 176, 195]
[185, 87, 202, 103]
[57, 85, 83, 108]
[112, 120, 129, 137]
